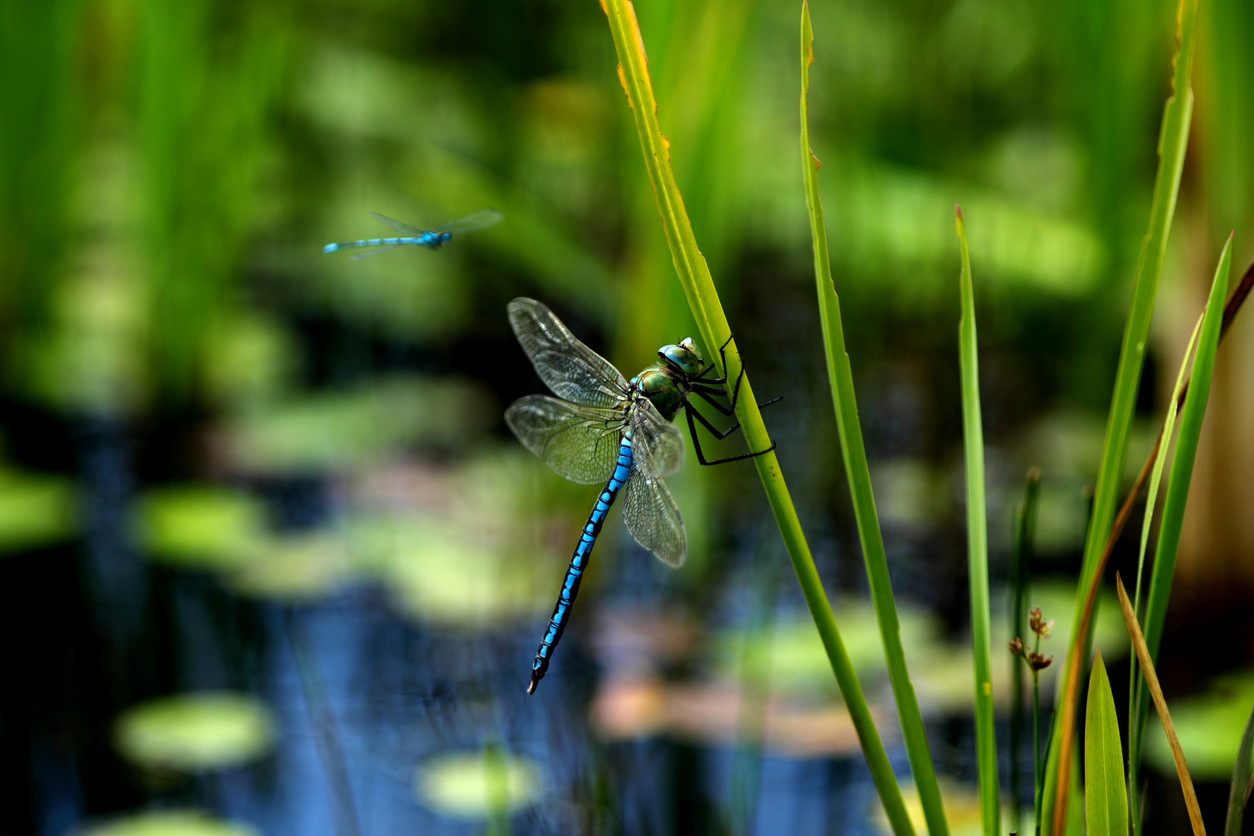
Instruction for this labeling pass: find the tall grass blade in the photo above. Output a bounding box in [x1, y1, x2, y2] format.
[1010, 468, 1040, 835]
[1223, 700, 1254, 836]
[800, 5, 947, 834]
[1127, 311, 1202, 834]
[955, 207, 998, 836]
[1046, 0, 1201, 829]
[1116, 574, 1207, 836]
[1085, 651, 1127, 836]
[601, 2, 914, 832]
[1129, 234, 1234, 785]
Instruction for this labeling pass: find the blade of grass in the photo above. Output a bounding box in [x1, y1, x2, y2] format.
[1223, 700, 1254, 836]
[1010, 468, 1041, 835]
[1130, 233, 1233, 788]
[1127, 310, 1202, 834]
[800, 5, 947, 835]
[955, 207, 998, 836]
[601, 2, 914, 832]
[1085, 650, 1127, 836]
[1116, 574, 1207, 836]
[1046, 0, 1200, 829]
[1103, 258, 1254, 574]
[1047, 247, 1246, 836]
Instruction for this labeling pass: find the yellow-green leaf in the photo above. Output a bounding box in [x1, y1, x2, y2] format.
[1085, 651, 1127, 836]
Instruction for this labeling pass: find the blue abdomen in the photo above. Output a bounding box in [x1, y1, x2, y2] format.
[527, 434, 633, 694]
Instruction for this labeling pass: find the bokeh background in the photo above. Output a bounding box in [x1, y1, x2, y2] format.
[2, 0, 1253, 833]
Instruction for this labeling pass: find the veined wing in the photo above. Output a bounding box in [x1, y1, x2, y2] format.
[370, 213, 423, 236]
[628, 398, 683, 478]
[623, 469, 685, 568]
[504, 395, 623, 485]
[431, 208, 503, 235]
[508, 298, 627, 409]
[349, 243, 403, 261]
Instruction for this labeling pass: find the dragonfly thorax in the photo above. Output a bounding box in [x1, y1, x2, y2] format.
[633, 367, 685, 421]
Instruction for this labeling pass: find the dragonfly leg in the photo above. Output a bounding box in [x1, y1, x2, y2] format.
[690, 386, 782, 417]
[684, 403, 777, 466]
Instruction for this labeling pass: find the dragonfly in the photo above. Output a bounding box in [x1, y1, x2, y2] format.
[504, 298, 778, 694]
[322, 209, 502, 259]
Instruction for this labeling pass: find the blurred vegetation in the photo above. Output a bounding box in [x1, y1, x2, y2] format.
[2, 0, 1253, 832]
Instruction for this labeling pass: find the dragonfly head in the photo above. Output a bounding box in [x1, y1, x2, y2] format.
[658, 337, 703, 379]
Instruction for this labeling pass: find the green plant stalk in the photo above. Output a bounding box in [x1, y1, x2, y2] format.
[1011, 470, 1041, 835]
[1034, 667, 1044, 836]
[955, 208, 998, 836]
[1129, 234, 1233, 793]
[1085, 651, 1128, 836]
[1046, 0, 1200, 830]
[1127, 311, 1202, 835]
[799, 4, 947, 835]
[601, 2, 914, 833]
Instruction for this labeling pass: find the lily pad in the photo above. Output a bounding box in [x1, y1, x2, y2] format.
[348, 513, 552, 626]
[113, 692, 275, 771]
[415, 752, 544, 819]
[713, 597, 944, 698]
[1146, 672, 1254, 780]
[220, 376, 490, 475]
[138, 487, 267, 570]
[0, 469, 76, 554]
[79, 810, 258, 836]
[224, 532, 351, 603]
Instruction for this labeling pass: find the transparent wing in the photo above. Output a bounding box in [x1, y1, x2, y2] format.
[623, 469, 685, 568]
[507, 297, 627, 409]
[504, 395, 623, 485]
[431, 208, 504, 235]
[370, 213, 423, 236]
[628, 398, 683, 478]
[349, 243, 403, 261]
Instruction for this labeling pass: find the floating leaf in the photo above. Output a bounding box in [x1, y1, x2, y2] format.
[138, 487, 267, 570]
[1145, 673, 1254, 781]
[80, 810, 258, 836]
[224, 532, 352, 603]
[114, 692, 275, 771]
[220, 376, 489, 475]
[0, 469, 76, 553]
[415, 752, 544, 819]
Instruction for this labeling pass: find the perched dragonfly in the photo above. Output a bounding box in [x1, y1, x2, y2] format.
[504, 298, 778, 694]
[322, 209, 502, 259]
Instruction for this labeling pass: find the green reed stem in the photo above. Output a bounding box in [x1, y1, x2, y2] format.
[955, 208, 998, 836]
[601, 2, 914, 832]
[1011, 469, 1040, 836]
[1045, 0, 1199, 830]
[799, 4, 946, 833]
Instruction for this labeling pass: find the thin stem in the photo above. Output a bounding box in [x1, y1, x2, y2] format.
[1034, 673, 1043, 836]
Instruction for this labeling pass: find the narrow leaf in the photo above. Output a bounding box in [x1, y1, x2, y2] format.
[1116, 574, 1207, 836]
[800, 4, 947, 834]
[1128, 310, 1202, 831]
[955, 207, 998, 836]
[1085, 651, 1128, 836]
[1130, 234, 1234, 788]
[1224, 700, 1254, 836]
